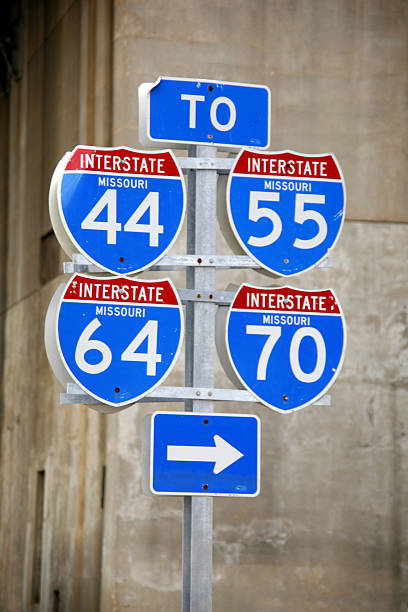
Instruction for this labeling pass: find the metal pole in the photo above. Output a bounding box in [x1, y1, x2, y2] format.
[183, 144, 217, 612]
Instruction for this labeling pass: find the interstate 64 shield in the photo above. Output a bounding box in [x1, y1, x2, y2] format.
[216, 284, 346, 413]
[226, 149, 346, 276]
[49, 146, 185, 275]
[45, 274, 184, 407]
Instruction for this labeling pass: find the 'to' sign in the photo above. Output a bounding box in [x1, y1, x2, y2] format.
[45, 274, 184, 407]
[227, 149, 346, 276]
[49, 146, 185, 275]
[139, 77, 270, 149]
[216, 284, 346, 413]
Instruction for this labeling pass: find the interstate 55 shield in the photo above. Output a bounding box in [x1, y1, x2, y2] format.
[49, 146, 186, 275]
[45, 274, 184, 407]
[216, 284, 346, 413]
[226, 149, 346, 276]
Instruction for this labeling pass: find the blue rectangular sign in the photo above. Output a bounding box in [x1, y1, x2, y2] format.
[139, 77, 270, 149]
[143, 411, 260, 497]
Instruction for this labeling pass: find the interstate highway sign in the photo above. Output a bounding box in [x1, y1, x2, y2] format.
[217, 284, 346, 413]
[226, 149, 346, 276]
[143, 412, 260, 497]
[139, 77, 270, 149]
[49, 146, 185, 275]
[46, 274, 183, 407]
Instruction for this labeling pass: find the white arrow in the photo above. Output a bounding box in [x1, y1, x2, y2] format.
[167, 435, 244, 475]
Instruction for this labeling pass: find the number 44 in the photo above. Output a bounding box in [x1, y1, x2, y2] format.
[81, 189, 164, 246]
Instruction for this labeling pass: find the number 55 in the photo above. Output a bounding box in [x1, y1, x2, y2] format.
[247, 192, 327, 250]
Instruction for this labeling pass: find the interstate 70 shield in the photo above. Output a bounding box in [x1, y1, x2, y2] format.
[49, 146, 186, 275]
[45, 274, 183, 407]
[226, 149, 346, 276]
[217, 284, 346, 413]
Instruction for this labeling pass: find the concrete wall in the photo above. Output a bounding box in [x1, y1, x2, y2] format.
[0, 1, 407, 610]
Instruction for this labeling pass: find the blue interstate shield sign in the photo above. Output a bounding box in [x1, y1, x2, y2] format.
[56, 146, 185, 275]
[139, 77, 270, 149]
[227, 149, 346, 276]
[56, 274, 184, 406]
[223, 284, 346, 413]
[146, 412, 260, 497]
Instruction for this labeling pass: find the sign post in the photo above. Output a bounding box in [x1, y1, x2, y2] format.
[44, 75, 346, 612]
[183, 144, 218, 612]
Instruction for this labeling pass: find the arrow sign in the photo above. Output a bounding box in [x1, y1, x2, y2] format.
[167, 435, 244, 475]
[143, 412, 260, 497]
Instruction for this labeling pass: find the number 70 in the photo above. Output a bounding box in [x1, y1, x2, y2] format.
[246, 324, 326, 383]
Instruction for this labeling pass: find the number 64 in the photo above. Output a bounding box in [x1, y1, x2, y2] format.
[74, 318, 162, 376]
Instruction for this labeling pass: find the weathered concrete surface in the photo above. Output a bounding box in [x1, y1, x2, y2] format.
[0, 279, 107, 611]
[0, 1, 408, 611]
[114, 0, 408, 223]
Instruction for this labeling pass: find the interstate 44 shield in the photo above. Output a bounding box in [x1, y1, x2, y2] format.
[45, 274, 184, 407]
[226, 149, 346, 276]
[49, 146, 186, 275]
[216, 284, 346, 413]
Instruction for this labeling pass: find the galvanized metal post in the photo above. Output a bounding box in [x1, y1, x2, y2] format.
[183, 144, 217, 612]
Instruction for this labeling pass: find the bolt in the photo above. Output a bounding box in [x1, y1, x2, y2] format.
[197, 293, 201, 299]
[204, 418, 209, 424]
[209, 258, 214, 264]
[283, 395, 288, 401]
[115, 387, 120, 393]
[202, 484, 209, 490]
[197, 258, 202, 264]
[209, 294, 213, 300]
[284, 258, 289, 264]
[119, 257, 125, 262]
[208, 134, 213, 140]
[196, 390, 201, 396]
[208, 391, 213, 397]
[208, 85, 214, 92]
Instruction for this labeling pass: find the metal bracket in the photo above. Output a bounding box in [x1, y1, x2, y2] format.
[178, 289, 234, 304]
[177, 157, 234, 174]
[61, 382, 330, 407]
[63, 252, 331, 274]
